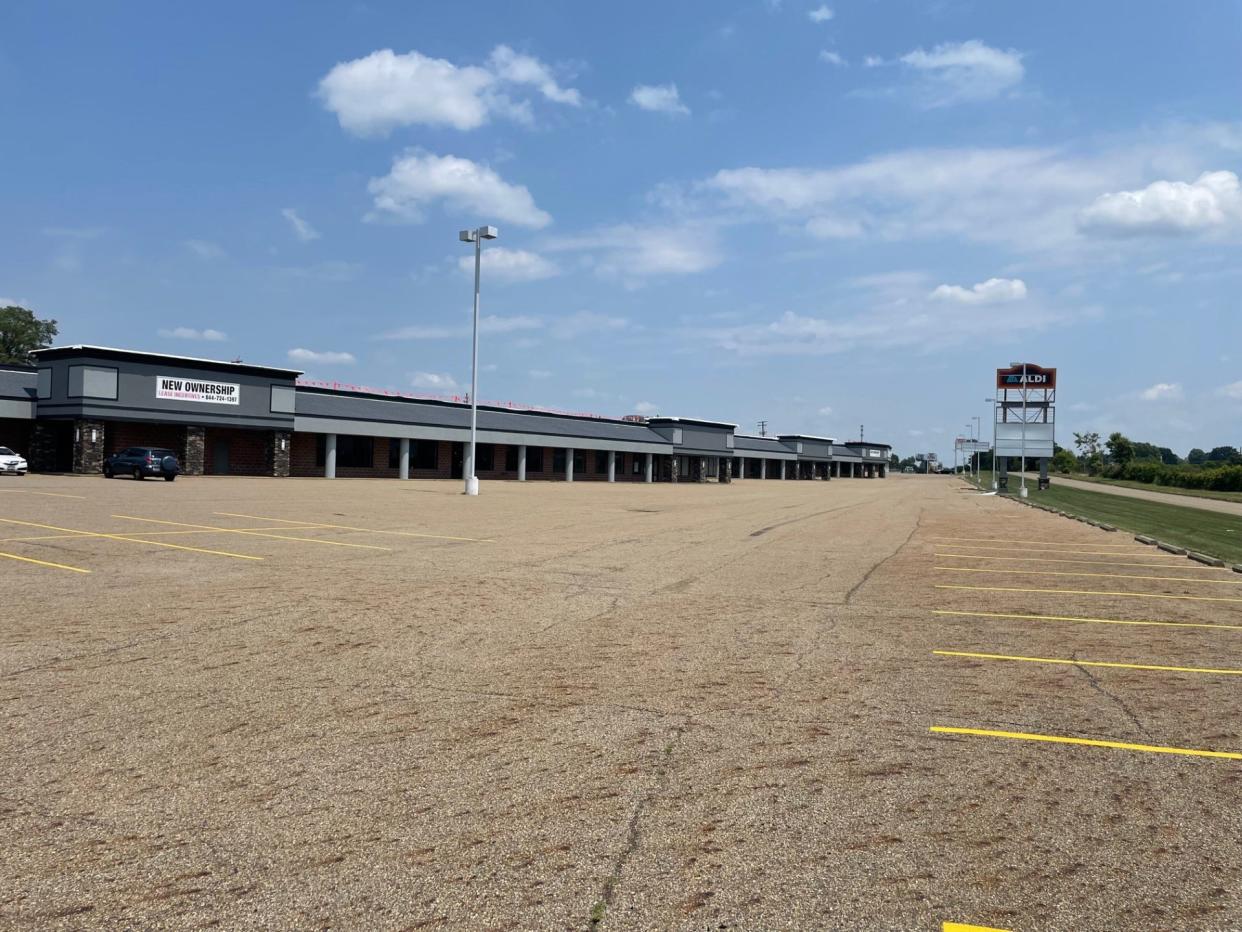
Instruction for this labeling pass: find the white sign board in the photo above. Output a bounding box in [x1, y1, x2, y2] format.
[156, 375, 240, 406]
[994, 422, 1054, 459]
[956, 440, 991, 454]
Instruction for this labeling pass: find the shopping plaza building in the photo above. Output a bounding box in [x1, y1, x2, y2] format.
[0, 346, 891, 482]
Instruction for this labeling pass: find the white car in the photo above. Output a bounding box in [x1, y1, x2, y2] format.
[0, 446, 28, 476]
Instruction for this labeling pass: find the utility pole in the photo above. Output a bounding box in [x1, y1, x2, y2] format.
[757, 420, 768, 437]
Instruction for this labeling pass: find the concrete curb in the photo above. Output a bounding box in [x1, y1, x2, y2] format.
[1234, 565, 1242, 575]
[1135, 535, 1156, 545]
[1188, 551, 1226, 567]
[1156, 541, 1188, 555]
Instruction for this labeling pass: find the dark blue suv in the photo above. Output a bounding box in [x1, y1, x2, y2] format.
[103, 447, 180, 481]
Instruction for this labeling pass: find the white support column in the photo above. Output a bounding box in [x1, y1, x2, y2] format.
[760, 458, 767, 480]
[566, 447, 575, 482]
[398, 438, 410, 480]
[780, 460, 786, 480]
[607, 450, 616, 483]
[324, 433, 337, 479]
[645, 452, 653, 483]
[738, 456, 745, 479]
[518, 444, 527, 481]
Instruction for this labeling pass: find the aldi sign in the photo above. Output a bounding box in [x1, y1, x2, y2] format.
[156, 375, 240, 405]
[996, 363, 1056, 389]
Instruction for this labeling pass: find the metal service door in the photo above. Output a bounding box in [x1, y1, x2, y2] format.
[213, 438, 230, 475]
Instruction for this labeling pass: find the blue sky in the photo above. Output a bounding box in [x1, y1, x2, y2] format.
[3, 1, 1241, 461]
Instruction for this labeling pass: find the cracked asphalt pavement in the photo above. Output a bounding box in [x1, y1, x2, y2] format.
[1, 474, 1240, 930]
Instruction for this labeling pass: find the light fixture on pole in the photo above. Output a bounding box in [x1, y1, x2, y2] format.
[459, 225, 499, 496]
[1010, 360, 1028, 498]
[968, 420, 978, 484]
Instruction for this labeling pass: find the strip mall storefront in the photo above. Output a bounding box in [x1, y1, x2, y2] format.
[4, 346, 890, 482]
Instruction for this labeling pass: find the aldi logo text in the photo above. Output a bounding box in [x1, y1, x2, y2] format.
[156, 375, 240, 405]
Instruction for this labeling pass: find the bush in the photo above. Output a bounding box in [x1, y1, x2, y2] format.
[1103, 461, 1242, 492]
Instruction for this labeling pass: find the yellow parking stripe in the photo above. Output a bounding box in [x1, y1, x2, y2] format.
[935, 583, 1242, 604]
[930, 537, 1132, 548]
[0, 517, 261, 561]
[935, 545, 1181, 558]
[934, 650, 1242, 676]
[944, 924, 1011, 932]
[931, 725, 1242, 760]
[936, 566, 1242, 586]
[112, 515, 391, 551]
[214, 511, 494, 543]
[0, 526, 337, 543]
[936, 552, 1209, 570]
[933, 609, 1242, 632]
[0, 489, 88, 499]
[0, 550, 91, 573]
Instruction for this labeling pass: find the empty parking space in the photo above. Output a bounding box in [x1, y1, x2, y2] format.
[3, 473, 1240, 929]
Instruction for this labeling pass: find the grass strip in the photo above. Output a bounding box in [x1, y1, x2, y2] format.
[961, 475, 1242, 564]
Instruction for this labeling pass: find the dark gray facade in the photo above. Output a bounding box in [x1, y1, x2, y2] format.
[33, 346, 298, 430]
[19, 346, 890, 481]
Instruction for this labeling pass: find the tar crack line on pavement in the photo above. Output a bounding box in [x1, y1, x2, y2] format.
[1069, 649, 1155, 741]
[588, 723, 687, 930]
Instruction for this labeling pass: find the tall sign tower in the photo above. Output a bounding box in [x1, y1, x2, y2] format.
[994, 363, 1056, 492]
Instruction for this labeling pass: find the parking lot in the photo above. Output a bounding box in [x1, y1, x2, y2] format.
[2, 474, 1240, 930]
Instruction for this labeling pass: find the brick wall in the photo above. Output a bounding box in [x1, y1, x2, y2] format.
[106, 421, 187, 456]
[204, 427, 270, 476]
[284, 434, 651, 482]
[0, 418, 32, 459]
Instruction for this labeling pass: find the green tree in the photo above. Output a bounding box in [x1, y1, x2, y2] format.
[1157, 447, 1180, 465]
[1106, 432, 1135, 465]
[0, 306, 58, 365]
[1051, 449, 1077, 474]
[1187, 448, 1207, 465]
[1073, 432, 1101, 464]
[1207, 446, 1241, 464]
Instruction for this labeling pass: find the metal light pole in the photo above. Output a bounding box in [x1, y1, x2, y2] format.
[984, 398, 996, 489]
[459, 225, 499, 496]
[972, 415, 981, 482]
[1009, 360, 1029, 498]
[965, 423, 973, 480]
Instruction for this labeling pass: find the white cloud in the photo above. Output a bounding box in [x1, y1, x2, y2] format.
[528, 368, 553, 379]
[382, 314, 543, 340]
[1139, 382, 1183, 401]
[818, 405, 834, 416]
[549, 310, 629, 340]
[288, 348, 356, 365]
[818, 51, 846, 67]
[897, 40, 1024, 106]
[274, 261, 361, 282]
[808, 5, 834, 22]
[281, 208, 320, 242]
[317, 46, 582, 136]
[863, 55, 884, 67]
[369, 151, 551, 229]
[1218, 380, 1242, 400]
[1079, 170, 1242, 237]
[410, 371, 459, 391]
[634, 401, 658, 415]
[703, 144, 1123, 250]
[708, 273, 1068, 357]
[158, 327, 228, 342]
[930, 277, 1027, 304]
[545, 223, 721, 282]
[185, 239, 225, 259]
[629, 83, 690, 116]
[457, 247, 559, 282]
[487, 45, 581, 106]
